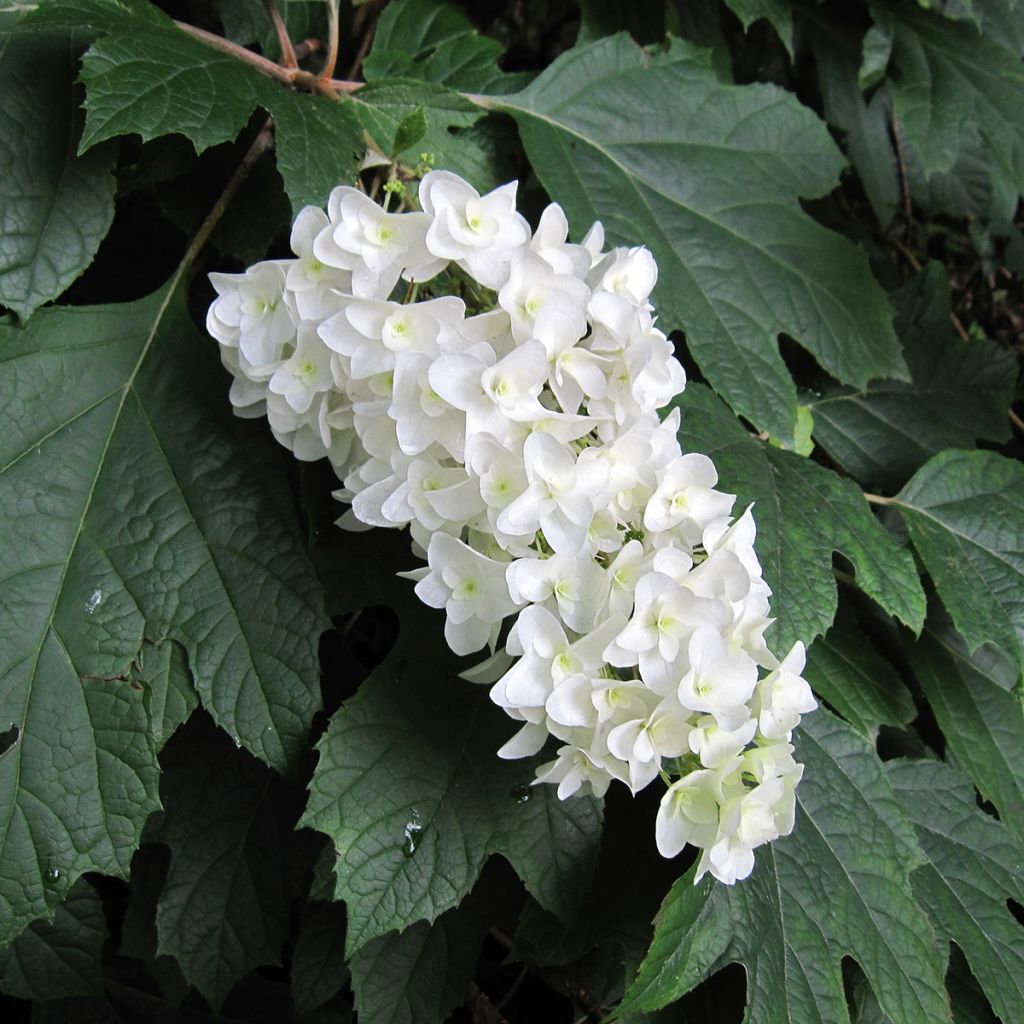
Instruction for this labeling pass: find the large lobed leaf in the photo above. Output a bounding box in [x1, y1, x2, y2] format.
[910, 620, 1024, 848]
[894, 449, 1024, 666]
[0, 25, 116, 321]
[809, 265, 1015, 494]
[887, 758, 1024, 1024]
[676, 384, 925, 653]
[153, 714, 306, 1008]
[876, 2, 1024, 196]
[488, 33, 905, 444]
[301, 648, 604, 955]
[620, 709, 950, 1024]
[0, 279, 327, 943]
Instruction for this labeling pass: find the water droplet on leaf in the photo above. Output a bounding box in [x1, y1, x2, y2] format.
[85, 588, 102, 614]
[45, 866, 61, 883]
[510, 784, 533, 803]
[402, 810, 423, 857]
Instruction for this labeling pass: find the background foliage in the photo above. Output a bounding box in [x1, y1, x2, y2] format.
[1, 0, 1022, 1021]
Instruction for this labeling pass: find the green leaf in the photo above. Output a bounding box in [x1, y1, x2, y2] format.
[349, 80, 490, 183]
[811, 20, 900, 227]
[117, 843, 190, 1006]
[349, 896, 486, 1024]
[301, 549, 603, 954]
[488, 34, 905, 443]
[0, 275, 328, 939]
[722, 0, 794, 54]
[22, 1, 364, 211]
[0, 878, 105, 999]
[0, 27, 115, 320]
[803, 611, 916, 740]
[577, 0, 669, 46]
[392, 105, 428, 158]
[887, 758, 1024, 1024]
[809, 265, 1015, 493]
[77, 22, 271, 155]
[620, 709, 950, 1024]
[876, 3, 1024, 192]
[677, 384, 926, 653]
[291, 901, 350, 1016]
[154, 714, 306, 1008]
[894, 450, 1024, 665]
[138, 640, 197, 752]
[267, 89, 364, 214]
[364, 0, 513, 92]
[910, 621, 1024, 847]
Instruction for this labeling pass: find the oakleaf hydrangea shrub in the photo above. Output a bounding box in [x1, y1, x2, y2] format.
[206, 170, 817, 885]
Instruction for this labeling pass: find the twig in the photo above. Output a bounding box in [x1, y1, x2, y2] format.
[321, 0, 341, 82]
[889, 105, 912, 218]
[175, 19, 296, 85]
[346, 0, 380, 79]
[887, 233, 922, 273]
[468, 982, 509, 1024]
[494, 964, 529, 1013]
[264, 0, 297, 68]
[576, 988, 607, 1021]
[174, 19, 362, 97]
[293, 37, 322, 62]
[1010, 407, 1024, 434]
[949, 311, 971, 342]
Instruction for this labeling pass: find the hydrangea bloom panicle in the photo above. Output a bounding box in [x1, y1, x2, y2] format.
[207, 169, 816, 886]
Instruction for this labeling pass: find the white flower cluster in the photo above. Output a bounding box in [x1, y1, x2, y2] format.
[206, 170, 817, 885]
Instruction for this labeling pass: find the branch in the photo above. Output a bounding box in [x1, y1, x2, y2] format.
[264, 0, 297, 68]
[173, 19, 363, 97]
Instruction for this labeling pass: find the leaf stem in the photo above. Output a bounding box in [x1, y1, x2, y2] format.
[263, 0, 297, 68]
[863, 492, 895, 506]
[321, 0, 341, 82]
[1010, 407, 1024, 434]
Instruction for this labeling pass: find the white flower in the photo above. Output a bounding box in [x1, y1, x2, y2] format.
[656, 770, 722, 858]
[752, 642, 817, 739]
[497, 432, 609, 555]
[410, 533, 516, 655]
[420, 170, 530, 288]
[315, 186, 442, 297]
[268, 321, 333, 413]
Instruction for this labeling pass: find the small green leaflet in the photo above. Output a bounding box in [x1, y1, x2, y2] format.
[894, 450, 1024, 665]
[302, 632, 603, 956]
[0, 27, 116, 320]
[887, 759, 1024, 1024]
[619, 709, 950, 1024]
[0, 877, 106, 1000]
[676, 384, 925, 653]
[809, 265, 1014, 493]
[910, 621, 1024, 847]
[488, 33, 905, 444]
[153, 715, 306, 1009]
